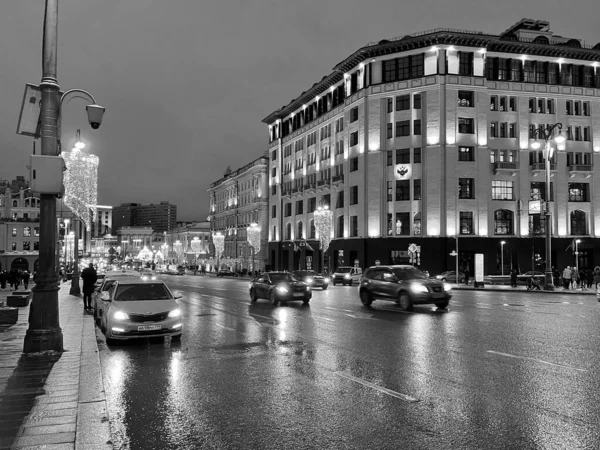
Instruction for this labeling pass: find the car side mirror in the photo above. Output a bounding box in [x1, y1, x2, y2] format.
[100, 292, 111, 301]
[173, 293, 182, 299]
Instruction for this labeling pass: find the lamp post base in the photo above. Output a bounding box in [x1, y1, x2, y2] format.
[23, 328, 64, 354]
[544, 271, 555, 291]
[69, 272, 81, 296]
[24, 277, 63, 353]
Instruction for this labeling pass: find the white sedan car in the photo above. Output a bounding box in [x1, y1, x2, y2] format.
[99, 279, 183, 345]
[92, 270, 141, 325]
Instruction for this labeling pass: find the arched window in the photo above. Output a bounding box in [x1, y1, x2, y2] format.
[12, 200, 18, 207]
[309, 220, 315, 239]
[570, 210, 587, 235]
[25, 199, 30, 207]
[297, 222, 303, 240]
[286, 223, 292, 240]
[494, 209, 513, 235]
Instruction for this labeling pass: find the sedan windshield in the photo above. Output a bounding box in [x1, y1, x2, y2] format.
[270, 274, 296, 283]
[115, 283, 171, 301]
[336, 267, 352, 273]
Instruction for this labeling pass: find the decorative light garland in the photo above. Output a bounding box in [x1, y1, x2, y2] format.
[213, 232, 225, 259]
[314, 205, 333, 251]
[247, 224, 261, 254]
[173, 241, 184, 263]
[190, 237, 204, 256]
[62, 148, 98, 228]
[137, 246, 153, 262]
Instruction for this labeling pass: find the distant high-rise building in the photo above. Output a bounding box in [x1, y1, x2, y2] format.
[112, 201, 177, 234]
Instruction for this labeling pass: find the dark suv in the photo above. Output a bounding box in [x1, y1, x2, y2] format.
[358, 265, 451, 310]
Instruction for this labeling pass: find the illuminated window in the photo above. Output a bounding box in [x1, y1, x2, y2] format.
[459, 146, 475, 162]
[494, 209, 514, 235]
[413, 212, 421, 235]
[492, 181, 514, 200]
[460, 212, 474, 235]
[458, 178, 474, 199]
[395, 212, 410, 235]
[23, 227, 31, 237]
[570, 210, 587, 235]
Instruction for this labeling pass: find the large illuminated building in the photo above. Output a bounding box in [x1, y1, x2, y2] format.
[262, 19, 600, 275]
[207, 156, 269, 272]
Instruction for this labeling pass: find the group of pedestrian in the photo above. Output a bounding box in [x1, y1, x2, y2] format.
[559, 265, 600, 290]
[0, 269, 31, 291]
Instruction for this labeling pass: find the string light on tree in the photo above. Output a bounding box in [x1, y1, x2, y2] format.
[313, 203, 333, 272]
[62, 147, 98, 228]
[247, 223, 261, 272]
[137, 246, 153, 262]
[213, 232, 225, 269]
[173, 240, 184, 264]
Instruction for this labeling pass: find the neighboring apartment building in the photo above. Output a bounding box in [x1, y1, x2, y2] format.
[207, 156, 269, 271]
[164, 221, 211, 265]
[262, 19, 600, 276]
[112, 201, 177, 234]
[90, 205, 113, 237]
[0, 182, 40, 272]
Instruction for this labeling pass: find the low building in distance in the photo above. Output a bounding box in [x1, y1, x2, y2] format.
[112, 201, 177, 234]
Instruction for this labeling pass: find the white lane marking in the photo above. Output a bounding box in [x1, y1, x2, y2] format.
[334, 372, 419, 403]
[487, 350, 587, 372]
[325, 306, 353, 313]
[215, 323, 236, 332]
[312, 316, 335, 322]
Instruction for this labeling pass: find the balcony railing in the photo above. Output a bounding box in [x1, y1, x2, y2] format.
[304, 183, 316, 190]
[317, 179, 329, 186]
[530, 162, 556, 171]
[493, 161, 519, 176]
[332, 174, 345, 183]
[568, 164, 593, 172]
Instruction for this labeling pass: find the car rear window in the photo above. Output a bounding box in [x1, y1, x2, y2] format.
[336, 267, 352, 273]
[392, 267, 427, 280]
[115, 283, 171, 301]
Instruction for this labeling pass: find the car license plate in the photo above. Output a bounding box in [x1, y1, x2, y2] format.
[293, 293, 304, 297]
[138, 325, 161, 331]
[433, 293, 444, 298]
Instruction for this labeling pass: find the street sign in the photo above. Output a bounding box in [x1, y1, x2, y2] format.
[408, 243, 418, 253]
[375, 260, 381, 266]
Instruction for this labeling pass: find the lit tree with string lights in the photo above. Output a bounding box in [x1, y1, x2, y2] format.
[190, 237, 203, 274]
[213, 232, 225, 271]
[247, 223, 261, 273]
[313, 203, 333, 273]
[62, 132, 98, 295]
[173, 240, 184, 265]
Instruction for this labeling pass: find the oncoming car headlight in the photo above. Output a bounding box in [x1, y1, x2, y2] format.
[410, 283, 428, 294]
[344, 274, 351, 279]
[276, 285, 289, 294]
[151, 276, 157, 280]
[141, 275, 148, 280]
[443, 283, 452, 292]
[324, 277, 330, 283]
[306, 277, 314, 284]
[168, 308, 182, 318]
[113, 311, 129, 321]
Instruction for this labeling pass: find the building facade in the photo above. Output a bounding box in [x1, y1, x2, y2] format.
[207, 156, 269, 271]
[164, 221, 211, 265]
[263, 19, 600, 276]
[112, 201, 177, 234]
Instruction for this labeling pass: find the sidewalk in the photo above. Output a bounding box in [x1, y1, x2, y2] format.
[0, 283, 112, 449]
[448, 282, 599, 296]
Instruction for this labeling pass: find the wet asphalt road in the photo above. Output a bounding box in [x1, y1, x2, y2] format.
[96, 275, 600, 450]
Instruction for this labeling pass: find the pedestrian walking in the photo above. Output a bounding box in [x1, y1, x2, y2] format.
[594, 267, 600, 289]
[0, 270, 6, 290]
[80, 263, 98, 312]
[510, 268, 518, 288]
[579, 268, 586, 290]
[586, 268, 594, 289]
[562, 266, 572, 289]
[464, 269, 470, 285]
[21, 270, 30, 290]
[571, 268, 579, 290]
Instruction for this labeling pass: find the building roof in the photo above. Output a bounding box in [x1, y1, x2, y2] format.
[262, 19, 600, 125]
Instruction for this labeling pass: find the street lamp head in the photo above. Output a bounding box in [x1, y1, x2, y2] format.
[86, 104, 106, 129]
[576, 239, 581, 243]
[501, 241, 506, 245]
[554, 132, 566, 145]
[531, 140, 542, 150]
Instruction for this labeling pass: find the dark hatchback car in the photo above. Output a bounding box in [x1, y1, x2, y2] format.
[216, 269, 238, 278]
[358, 265, 452, 310]
[249, 272, 311, 306]
[292, 270, 330, 290]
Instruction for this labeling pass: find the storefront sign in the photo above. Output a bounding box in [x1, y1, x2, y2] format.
[475, 253, 484, 282]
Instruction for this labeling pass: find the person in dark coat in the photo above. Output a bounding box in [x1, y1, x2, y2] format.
[0, 270, 7, 290]
[510, 268, 518, 288]
[586, 268, 594, 289]
[21, 270, 31, 290]
[7, 271, 16, 290]
[80, 263, 98, 311]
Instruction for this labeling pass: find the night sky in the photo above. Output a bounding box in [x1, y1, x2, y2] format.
[1, 0, 598, 221]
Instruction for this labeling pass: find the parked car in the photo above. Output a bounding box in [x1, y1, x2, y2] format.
[292, 270, 330, 290]
[434, 271, 465, 283]
[140, 268, 157, 281]
[359, 265, 452, 310]
[249, 272, 311, 306]
[217, 269, 238, 278]
[99, 279, 183, 345]
[332, 266, 363, 286]
[92, 270, 141, 325]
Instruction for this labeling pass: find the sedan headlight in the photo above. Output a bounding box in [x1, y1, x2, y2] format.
[168, 308, 182, 318]
[306, 277, 314, 284]
[443, 283, 452, 292]
[151, 276, 157, 280]
[323, 277, 330, 283]
[276, 285, 289, 294]
[410, 283, 429, 294]
[306, 286, 310, 291]
[344, 274, 351, 279]
[141, 275, 148, 280]
[113, 311, 129, 321]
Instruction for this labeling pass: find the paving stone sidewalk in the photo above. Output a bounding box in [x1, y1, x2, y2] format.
[0, 283, 112, 450]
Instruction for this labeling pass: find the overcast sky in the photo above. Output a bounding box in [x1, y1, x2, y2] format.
[1, 0, 598, 221]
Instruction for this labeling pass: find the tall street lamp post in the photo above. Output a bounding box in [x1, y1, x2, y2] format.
[500, 241, 506, 276]
[531, 123, 565, 290]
